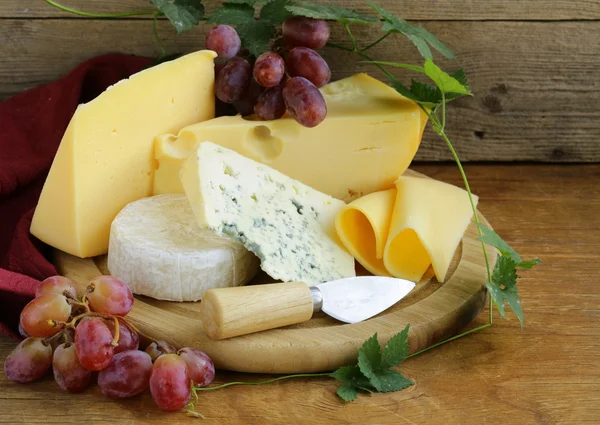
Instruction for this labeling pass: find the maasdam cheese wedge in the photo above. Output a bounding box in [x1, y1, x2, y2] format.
[180, 142, 356, 284]
[155, 73, 427, 201]
[30, 50, 216, 257]
[108, 195, 259, 302]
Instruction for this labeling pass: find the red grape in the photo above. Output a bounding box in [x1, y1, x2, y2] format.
[105, 317, 139, 354]
[18, 322, 30, 339]
[283, 17, 330, 49]
[233, 79, 264, 116]
[145, 340, 176, 362]
[283, 77, 327, 128]
[215, 57, 252, 103]
[4, 337, 52, 383]
[149, 354, 191, 411]
[178, 348, 215, 387]
[253, 52, 285, 88]
[53, 342, 92, 393]
[254, 84, 286, 120]
[86, 276, 133, 316]
[285, 47, 331, 88]
[98, 350, 153, 398]
[36, 276, 77, 299]
[205, 25, 241, 60]
[75, 317, 114, 371]
[20, 293, 71, 337]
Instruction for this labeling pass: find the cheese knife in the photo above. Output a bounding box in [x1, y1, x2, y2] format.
[199, 276, 415, 340]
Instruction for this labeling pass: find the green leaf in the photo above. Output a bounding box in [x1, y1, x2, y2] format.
[151, 0, 205, 34]
[423, 59, 472, 97]
[336, 384, 358, 402]
[237, 20, 276, 56]
[357, 333, 382, 381]
[285, 1, 378, 24]
[227, 0, 260, 5]
[260, 0, 295, 24]
[368, 2, 454, 60]
[369, 369, 414, 393]
[476, 224, 522, 263]
[381, 324, 410, 369]
[488, 254, 524, 328]
[207, 2, 255, 25]
[518, 258, 542, 270]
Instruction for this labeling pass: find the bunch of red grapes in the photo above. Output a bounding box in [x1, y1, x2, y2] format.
[4, 275, 215, 412]
[209, 17, 331, 128]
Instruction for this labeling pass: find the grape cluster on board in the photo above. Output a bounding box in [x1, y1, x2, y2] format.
[210, 17, 331, 128]
[4, 275, 215, 412]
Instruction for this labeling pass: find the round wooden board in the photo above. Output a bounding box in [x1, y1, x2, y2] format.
[52, 169, 496, 374]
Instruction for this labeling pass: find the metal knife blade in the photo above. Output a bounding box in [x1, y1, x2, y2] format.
[313, 276, 416, 324]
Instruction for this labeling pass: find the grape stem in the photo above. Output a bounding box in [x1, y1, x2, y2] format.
[195, 373, 332, 392]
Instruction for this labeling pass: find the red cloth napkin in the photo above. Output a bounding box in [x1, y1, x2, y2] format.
[0, 54, 151, 338]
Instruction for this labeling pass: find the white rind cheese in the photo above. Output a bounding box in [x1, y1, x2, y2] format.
[180, 142, 356, 284]
[107, 194, 259, 301]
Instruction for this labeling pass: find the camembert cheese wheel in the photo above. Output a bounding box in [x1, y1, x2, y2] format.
[107, 195, 260, 302]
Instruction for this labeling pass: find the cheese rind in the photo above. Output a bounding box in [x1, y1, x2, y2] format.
[335, 189, 396, 276]
[180, 142, 356, 284]
[30, 50, 217, 257]
[108, 194, 259, 302]
[154, 73, 427, 201]
[383, 176, 478, 282]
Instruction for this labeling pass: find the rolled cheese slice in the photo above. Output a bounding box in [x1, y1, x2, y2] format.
[383, 176, 478, 283]
[107, 194, 260, 302]
[335, 189, 396, 276]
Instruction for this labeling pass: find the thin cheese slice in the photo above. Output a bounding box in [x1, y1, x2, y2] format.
[154, 73, 428, 201]
[30, 50, 216, 257]
[383, 176, 478, 282]
[335, 189, 396, 276]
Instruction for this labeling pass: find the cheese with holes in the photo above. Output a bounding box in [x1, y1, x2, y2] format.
[154, 73, 427, 201]
[30, 51, 217, 258]
[336, 177, 478, 283]
[107, 195, 259, 301]
[180, 142, 355, 284]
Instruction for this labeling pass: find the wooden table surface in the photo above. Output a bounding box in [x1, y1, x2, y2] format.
[0, 163, 598, 424]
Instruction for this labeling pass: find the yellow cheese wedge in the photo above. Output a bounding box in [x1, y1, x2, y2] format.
[30, 51, 217, 258]
[335, 189, 396, 276]
[154, 73, 428, 201]
[383, 176, 478, 283]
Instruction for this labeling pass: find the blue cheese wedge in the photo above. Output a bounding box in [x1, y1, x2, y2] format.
[180, 142, 356, 284]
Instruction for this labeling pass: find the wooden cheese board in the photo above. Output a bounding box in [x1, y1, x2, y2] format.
[53, 169, 495, 374]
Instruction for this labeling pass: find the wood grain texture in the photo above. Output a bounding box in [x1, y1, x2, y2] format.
[3, 0, 600, 20]
[50, 169, 491, 373]
[1, 17, 599, 161]
[1, 163, 598, 424]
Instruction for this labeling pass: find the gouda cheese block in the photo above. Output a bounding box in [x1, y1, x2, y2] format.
[154, 73, 428, 201]
[30, 51, 217, 258]
[383, 176, 478, 282]
[335, 189, 396, 276]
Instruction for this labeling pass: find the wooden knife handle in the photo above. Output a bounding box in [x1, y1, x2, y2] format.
[200, 282, 314, 340]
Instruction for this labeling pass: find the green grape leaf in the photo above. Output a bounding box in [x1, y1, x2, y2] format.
[285, 1, 378, 24]
[381, 324, 410, 369]
[517, 258, 542, 270]
[236, 20, 277, 56]
[357, 333, 382, 380]
[487, 255, 524, 328]
[151, 0, 205, 34]
[336, 384, 358, 402]
[368, 369, 414, 393]
[207, 2, 255, 25]
[368, 1, 454, 59]
[423, 59, 472, 96]
[260, 0, 295, 25]
[226, 0, 260, 5]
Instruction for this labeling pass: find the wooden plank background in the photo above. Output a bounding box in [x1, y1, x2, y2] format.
[1, 0, 599, 162]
